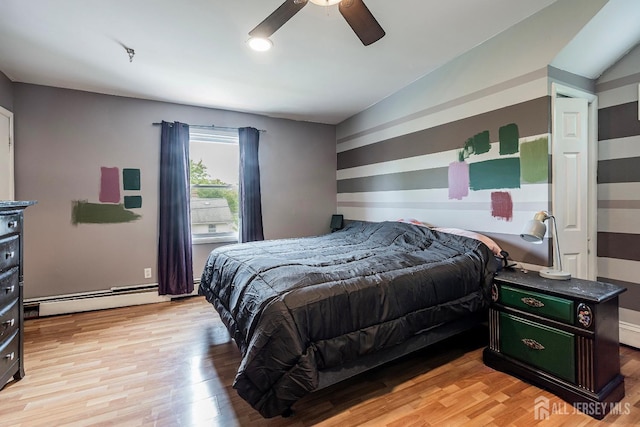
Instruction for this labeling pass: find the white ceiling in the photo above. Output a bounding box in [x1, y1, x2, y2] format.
[0, 0, 584, 125]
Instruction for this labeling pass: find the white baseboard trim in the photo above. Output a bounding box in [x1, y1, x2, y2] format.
[37, 291, 170, 316]
[27, 283, 200, 317]
[619, 321, 640, 349]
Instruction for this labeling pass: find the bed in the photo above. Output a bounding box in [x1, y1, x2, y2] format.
[198, 220, 497, 418]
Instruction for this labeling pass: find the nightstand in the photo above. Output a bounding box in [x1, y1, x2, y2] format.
[483, 268, 626, 419]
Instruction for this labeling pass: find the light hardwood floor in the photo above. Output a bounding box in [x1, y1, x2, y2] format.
[1, 296, 639, 426]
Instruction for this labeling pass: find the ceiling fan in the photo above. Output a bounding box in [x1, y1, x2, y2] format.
[249, 0, 385, 47]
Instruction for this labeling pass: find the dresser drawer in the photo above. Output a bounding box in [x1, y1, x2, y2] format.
[0, 330, 19, 377]
[0, 214, 21, 237]
[0, 235, 19, 272]
[499, 312, 575, 382]
[0, 267, 19, 307]
[500, 285, 574, 323]
[0, 300, 19, 341]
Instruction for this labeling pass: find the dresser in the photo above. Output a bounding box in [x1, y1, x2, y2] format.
[0, 201, 35, 391]
[483, 269, 626, 419]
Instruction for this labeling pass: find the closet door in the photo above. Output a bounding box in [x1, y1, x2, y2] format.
[0, 106, 14, 200]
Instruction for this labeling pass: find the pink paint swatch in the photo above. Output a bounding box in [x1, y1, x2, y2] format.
[491, 191, 513, 221]
[448, 161, 469, 200]
[99, 167, 120, 203]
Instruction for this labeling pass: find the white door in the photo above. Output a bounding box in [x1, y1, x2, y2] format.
[553, 97, 589, 279]
[0, 106, 14, 200]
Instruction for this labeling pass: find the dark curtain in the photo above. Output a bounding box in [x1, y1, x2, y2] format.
[239, 127, 264, 242]
[158, 121, 194, 295]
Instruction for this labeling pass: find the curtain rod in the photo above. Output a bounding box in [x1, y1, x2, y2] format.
[152, 122, 266, 133]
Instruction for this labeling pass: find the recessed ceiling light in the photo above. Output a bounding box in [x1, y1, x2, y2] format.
[309, 0, 342, 5]
[247, 37, 273, 52]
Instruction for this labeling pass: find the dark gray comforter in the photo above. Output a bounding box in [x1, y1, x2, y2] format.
[198, 220, 495, 417]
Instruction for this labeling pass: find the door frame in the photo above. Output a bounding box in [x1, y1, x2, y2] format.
[0, 105, 14, 201]
[550, 83, 598, 280]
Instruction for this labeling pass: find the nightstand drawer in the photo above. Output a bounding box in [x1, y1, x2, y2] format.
[500, 285, 574, 323]
[0, 235, 19, 272]
[0, 300, 19, 341]
[0, 214, 21, 237]
[0, 267, 19, 308]
[0, 330, 19, 376]
[499, 312, 575, 382]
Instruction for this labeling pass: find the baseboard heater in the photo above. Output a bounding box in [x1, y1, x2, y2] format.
[24, 281, 200, 318]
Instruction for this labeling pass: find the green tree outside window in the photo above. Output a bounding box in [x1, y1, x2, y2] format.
[190, 159, 239, 226]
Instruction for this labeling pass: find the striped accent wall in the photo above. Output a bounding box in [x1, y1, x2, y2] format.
[337, 97, 552, 265]
[597, 78, 640, 311]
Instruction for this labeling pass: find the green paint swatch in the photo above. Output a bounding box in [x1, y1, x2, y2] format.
[499, 123, 519, 155]
[72, 201, 141, 225]
[124, 196, 142, 209]
[520, 137, 549, 183]
[469, 158, 521, 190]
[472, 131, 491, 154]
[123, 168, 141, 190]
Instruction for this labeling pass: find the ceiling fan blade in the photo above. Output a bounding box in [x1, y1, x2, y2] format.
[338, 0, 385, 46]
[249, 0, 308, 38]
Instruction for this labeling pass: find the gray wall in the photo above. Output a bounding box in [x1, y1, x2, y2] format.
[13, 83, 336, 299]
[0, 71, 13, 111]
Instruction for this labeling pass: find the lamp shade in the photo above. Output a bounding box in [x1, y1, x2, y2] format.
[520, 210, 571, 280]
[520, 219, 546, 243]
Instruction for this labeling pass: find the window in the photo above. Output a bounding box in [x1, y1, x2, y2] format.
[189, 127, 239, 243]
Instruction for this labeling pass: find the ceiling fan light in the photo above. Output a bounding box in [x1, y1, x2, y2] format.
[309, 0, 342, 6]
[247, 37, 273, 52]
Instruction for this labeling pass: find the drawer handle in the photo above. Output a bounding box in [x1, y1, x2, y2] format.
[4, 351, 15, 361]
[3, 285, 15, 294]
[521, 297, 545, 308]
[7, 220, 18, 228]
[522, 338, 545, 350]
[5, 251, 15, 260]
[2, 318, 15, 328]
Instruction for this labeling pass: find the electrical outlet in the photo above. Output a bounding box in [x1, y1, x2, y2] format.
[144, 268, 152, 279]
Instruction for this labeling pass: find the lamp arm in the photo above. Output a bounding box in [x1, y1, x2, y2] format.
[549, 214, 563, 271]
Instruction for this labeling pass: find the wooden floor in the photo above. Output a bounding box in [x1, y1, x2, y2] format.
[2, 297, 640, 426]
